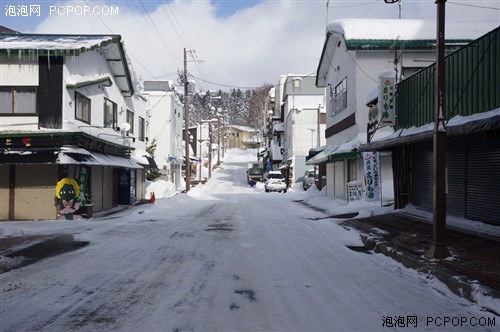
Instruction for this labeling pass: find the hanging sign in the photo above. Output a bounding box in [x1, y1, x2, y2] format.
[378, 73, 396, 127]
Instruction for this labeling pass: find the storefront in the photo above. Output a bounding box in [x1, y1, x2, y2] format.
[0, 132, 147, 221]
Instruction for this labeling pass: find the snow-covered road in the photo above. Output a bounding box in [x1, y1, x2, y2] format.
[0, 150, 497, 332]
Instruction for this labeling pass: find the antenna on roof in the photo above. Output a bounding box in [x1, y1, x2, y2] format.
[383, 0, 402, 19]
[325, 0, 330, 32]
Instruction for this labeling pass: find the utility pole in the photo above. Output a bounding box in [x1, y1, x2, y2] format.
[183, 48, 191, 192]
[382, 0, 450, 258]
[317, 104, 321, 147]
[208, 122, 213, 178]
[426, 0, 450, 259]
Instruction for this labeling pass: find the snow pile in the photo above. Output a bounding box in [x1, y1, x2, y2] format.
[145, 180, 176, 200]
[0, 256, 26, 273]
[304, 184, 393, 218]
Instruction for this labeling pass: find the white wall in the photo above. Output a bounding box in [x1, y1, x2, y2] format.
[143, 86, 183, 187]
[145, 90, 173, 169]
[62, 50, 147, 153]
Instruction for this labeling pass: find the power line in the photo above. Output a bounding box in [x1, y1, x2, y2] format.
[448, 1, 500, 10]
[137, 1, 181, 67]
[125, 1, 170, 76]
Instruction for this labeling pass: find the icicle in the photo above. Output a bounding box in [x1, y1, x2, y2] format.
[18, 49, 22, 60]
[47, 50, 50, 70]
[6, 49, 10, 57]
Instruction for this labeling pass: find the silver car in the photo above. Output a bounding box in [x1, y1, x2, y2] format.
[302, 170, 315, 190]
[265, 171, 287, 193]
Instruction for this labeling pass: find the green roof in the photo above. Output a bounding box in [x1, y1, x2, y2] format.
[345, 39, 472, 51]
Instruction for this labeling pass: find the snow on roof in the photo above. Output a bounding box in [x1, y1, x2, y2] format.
[227, 125, 259, 133]
[59, 146, 142, 169]
[0, 34, 119, 51]
[327, 18, 485, 41]
[372, 108, 500, 144]
[0, 33, 136, 96]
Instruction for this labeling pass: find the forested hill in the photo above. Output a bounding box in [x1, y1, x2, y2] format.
[182, 85, 271, 130]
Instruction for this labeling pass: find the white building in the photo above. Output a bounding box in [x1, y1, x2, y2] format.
[280, 74, 325, 186]
[309, 19, 471, 200]
[0, 33, 152, 220]
[142, 81, 184, 188]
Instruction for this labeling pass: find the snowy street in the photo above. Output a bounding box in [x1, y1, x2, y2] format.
[0, 150, 497, 332]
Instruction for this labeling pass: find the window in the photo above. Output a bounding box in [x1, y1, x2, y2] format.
[126, 109, 134, 135]
[103, 98, 117, 129]
[138, 116, 145, 141]
[75, 92, 91, 123]
[330, 77, 347, 115]
[348, 158, 357, 181]
[0, 87, 37, 115]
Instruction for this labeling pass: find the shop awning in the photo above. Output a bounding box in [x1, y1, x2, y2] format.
[306, 136, 363, 165]
[59, 146, 143, 168]
[360, 109, 500, 152]
[0, 146, 144, 169]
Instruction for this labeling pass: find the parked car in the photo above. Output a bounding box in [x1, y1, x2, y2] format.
[265, 171, 287, 193]
[302, 170, 315, 190]
[247, 166, 264, 184]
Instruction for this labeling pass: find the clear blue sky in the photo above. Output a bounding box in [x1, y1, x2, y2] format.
[1, 0, 258, 33]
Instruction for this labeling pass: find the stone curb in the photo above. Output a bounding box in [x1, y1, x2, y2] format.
[359, 233, 500, 304]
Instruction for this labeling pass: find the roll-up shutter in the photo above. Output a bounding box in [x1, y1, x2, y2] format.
[0, 165, 10, 220]
[14, 165, 58, 220]
[412, 141, 433, 212]
[91, 166, 103, 212]
[446, 136, 466, 217]
[466, 133, 500, 225]
[102, 167, 113, 210]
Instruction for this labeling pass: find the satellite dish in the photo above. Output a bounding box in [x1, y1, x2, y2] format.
[120, 122, 131, 132]
[120, 123, 131, 137]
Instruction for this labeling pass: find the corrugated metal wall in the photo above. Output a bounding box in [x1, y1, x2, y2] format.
[396, 27, 499, 130]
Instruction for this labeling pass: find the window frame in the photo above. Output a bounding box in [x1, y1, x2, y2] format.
[138, 116, 145, 142]
[0, 86, 38, 115]
[75, 92, 91, 124]
[126, 109, 134, 135]
[330, 77, 347, 116]
[103, 98, 118, 130]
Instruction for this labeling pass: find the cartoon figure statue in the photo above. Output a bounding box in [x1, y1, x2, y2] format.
[55, 178, 82, 220]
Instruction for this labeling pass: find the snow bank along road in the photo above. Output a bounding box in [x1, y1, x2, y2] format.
[1, 152, 497, 331]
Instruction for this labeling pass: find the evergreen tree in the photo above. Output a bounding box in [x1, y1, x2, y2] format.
[146, 138, 162, 181]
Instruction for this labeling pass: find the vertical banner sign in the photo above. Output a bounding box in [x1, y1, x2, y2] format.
[378, 74, 396, 127]
[364, 152, 380, 201]
[76, 165, 89, 207]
